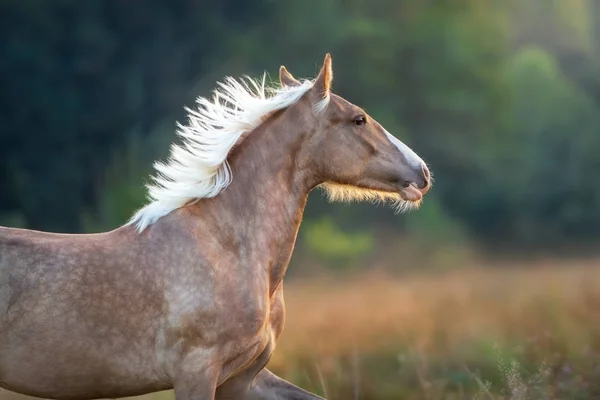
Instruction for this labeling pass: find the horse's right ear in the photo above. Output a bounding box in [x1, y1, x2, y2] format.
[309, 53, 333, 100]
[279, 66, 301, 87]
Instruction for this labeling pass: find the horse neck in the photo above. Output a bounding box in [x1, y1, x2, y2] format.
[188, 108, 318, 293]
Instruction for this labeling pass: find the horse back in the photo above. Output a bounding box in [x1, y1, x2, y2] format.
[0, 225, 98, 266]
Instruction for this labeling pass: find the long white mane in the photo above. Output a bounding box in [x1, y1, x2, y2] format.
[128, 74, 320, 232]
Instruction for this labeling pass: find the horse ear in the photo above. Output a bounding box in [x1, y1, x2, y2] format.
[311, 53, 333, 98]
[279, 66, 301, 87]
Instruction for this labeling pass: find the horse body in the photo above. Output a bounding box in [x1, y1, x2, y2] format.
[0, 109, 313, 399]
[0, 215, 288, 399]
[0, 54, 431, 400]
[0, 226, 169, 398]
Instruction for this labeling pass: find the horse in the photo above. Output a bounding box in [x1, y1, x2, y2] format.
[0, 54, 431, 400]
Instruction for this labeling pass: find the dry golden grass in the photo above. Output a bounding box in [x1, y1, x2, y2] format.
[2, 257, 600, 400]
[267, 258, 600, 399]
[274, 259, 600, 367]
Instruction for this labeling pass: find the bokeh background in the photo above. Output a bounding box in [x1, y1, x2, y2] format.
[2, 0, 600, 399]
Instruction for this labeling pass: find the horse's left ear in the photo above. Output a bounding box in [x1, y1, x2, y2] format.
[279, 66, 301, 87]
[311, 53, 333, 98]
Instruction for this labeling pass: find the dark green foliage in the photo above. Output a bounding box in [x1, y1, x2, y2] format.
[1, 0, 600, 253]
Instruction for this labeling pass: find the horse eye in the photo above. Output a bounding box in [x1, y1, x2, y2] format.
[352, 115, 367, 126]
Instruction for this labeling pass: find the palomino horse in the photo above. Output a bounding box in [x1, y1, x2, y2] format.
[0, 54, 431, 400]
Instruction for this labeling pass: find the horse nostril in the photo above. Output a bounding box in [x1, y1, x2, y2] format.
[421, 164, 430, 182]
[418, 165, 431, 190]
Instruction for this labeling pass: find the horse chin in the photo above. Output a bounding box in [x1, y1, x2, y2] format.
[319, 182, 422, 213]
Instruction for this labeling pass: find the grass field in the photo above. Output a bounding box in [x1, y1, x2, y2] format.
[263, 258, 600, 399]
[2, 257, 600, 399]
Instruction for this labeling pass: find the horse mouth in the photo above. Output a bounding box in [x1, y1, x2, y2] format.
[399, 183, 423, 202]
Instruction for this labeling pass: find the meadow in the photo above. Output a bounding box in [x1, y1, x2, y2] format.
[2, 256, 600, 400]
[267, 258, 600, 399]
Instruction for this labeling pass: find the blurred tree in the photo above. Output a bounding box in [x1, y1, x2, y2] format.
[0, 0, 275, 232]
[2, 0, 600, 259]
[495, 47, 600, 245]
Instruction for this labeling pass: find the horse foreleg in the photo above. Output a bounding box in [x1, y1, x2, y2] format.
[174, 374, 219, 400]
[215, 341, 324, 400]
[172, 350, 220, 400]
[244, 369, 325, 400]
[215, 362, 324, 400]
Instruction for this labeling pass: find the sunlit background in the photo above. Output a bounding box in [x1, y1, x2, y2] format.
[2, 1, 600, 399]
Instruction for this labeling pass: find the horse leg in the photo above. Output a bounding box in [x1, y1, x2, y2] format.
[174, 371, 219, 400]
[173, 375, 218, 400]
[215, 340, 323, 400]
[245, 369, 325, 400]
[172, 351, 220, 400]
[216, 366, 324, 400]
[214, 343, 272, 400]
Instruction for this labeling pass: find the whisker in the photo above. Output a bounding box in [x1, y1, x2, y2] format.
[319, 183, 420, 213]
